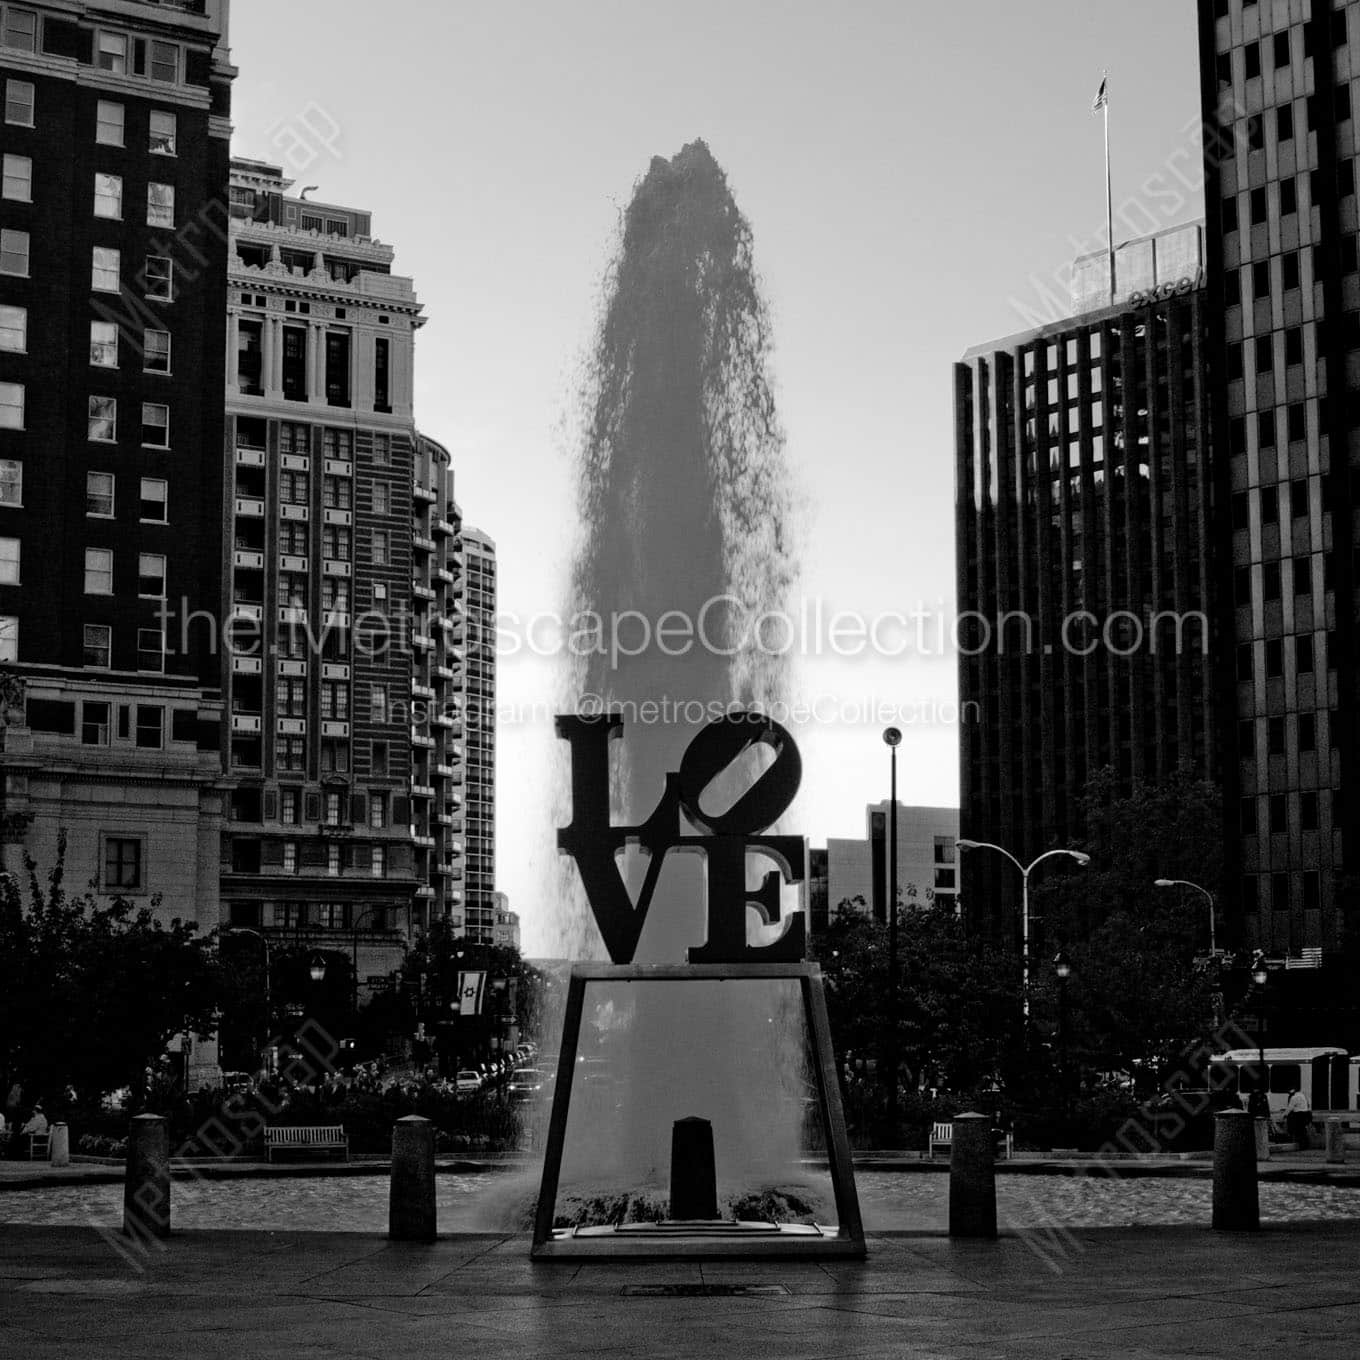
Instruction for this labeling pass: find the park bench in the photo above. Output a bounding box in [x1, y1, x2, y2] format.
[927, 1121, 1014, 1160]
[28, 1131, 49, 1160]
[263, 1125, 348, 1162]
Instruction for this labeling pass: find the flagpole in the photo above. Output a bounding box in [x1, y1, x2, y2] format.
[1103, 81, 1115, 303]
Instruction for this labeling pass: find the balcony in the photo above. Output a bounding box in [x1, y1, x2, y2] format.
[233, 603, 263, 623]
[231, 713, 262, 734]
[434, 518, 456, 538]
[433, 714, 455, 730]
[413, 536, 435, 555]
[412, 582, 436, 601]
[235, 497, 265, 518]
[235, 445, 265, 468]
[436, 812, 454, 827]
[412, 784, 435, 799]
[233, 550, 265, 570]
[413, 483, 437, 503]
[232, 655, 262, 675]
[412, 634, 434, 651]
[411, 732, 435, 749]
[416, 885, 435, 900]
[414, 835, 436, 849]
[434, 665, 455, 681]
[435, 762, 456, 778]
[412, 682, 435, 701]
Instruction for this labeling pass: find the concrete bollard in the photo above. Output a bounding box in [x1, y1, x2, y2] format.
[49, 1123, 69, 1167]
[389, 1116, 436, 1242]
[949, 1113, 997, 1239]
[1212, 1109, 1259, 1231]
[1253, 1117, 1270, 1161]
[670, 1117, 718, 1220]
[123, 1114, 171, 1240]
[1325, 1118, 1347, 1165]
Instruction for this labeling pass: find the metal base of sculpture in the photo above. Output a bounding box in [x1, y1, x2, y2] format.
[530, 962, 865, 1260]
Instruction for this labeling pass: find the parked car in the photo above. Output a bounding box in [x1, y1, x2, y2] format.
[455, 1070, 482, 1095]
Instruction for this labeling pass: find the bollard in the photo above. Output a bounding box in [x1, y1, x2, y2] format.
[1325, 1118, 1347, 1165]
[1253, 1116, 1271, 1161]
[389, 1116, 436, 1242]
[123, 1114, 170, 1240]
[1212, 1109, 1259, 1231]
[670, 1117, 718, 1220]
[49, 1122, 69, 1167]
[949, 1112, 997, 1239]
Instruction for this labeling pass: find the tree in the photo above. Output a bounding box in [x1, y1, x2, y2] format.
[0, 837, 225, 1111]
[1028, 766, 1222, 1085]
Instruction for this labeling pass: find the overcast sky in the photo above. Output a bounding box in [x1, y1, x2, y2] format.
[229, 0, 1203, 953]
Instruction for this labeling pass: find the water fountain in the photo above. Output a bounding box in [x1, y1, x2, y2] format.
[533, 141, 862, 1256]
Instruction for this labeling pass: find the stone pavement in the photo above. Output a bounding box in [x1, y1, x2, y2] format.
[2, 1221, 1359, 1359]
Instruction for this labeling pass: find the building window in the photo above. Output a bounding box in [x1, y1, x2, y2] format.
[4, 78, 34, 126]
[372, 481, 390, 516]
[83, 624, 111, 668]
[0, 381, 22, 431]
[0, 304, 24, 352]
[2, 7, 37, 51]
[81, 700, 110, 746]
[88, 396, 116, 442]
[150, 40, 178, 83]
[96, 30, 128, 71]
[281, 790, 299, 825]
[327, 844, 341, 877]
[323, 429, 353, 461]
[0, 615, 15, 662]
[102, 837, 143, 892]
[370, 792, 388, 829]
[90, 320, 118, 368]
[0, 460, 19, 507]
[374, 337, 390, 412]
[149, 110, 176, 155]
[139, 478, 167, 523]
[281, 326, 307, 400]
[372, 530, 389, 566]
[135, 705, 163, 750]
[321, 739, 349, 774]
[85, 548, 113, 594]
[278, 677, 305, 716]
[280, 470, 308, 505]
[137, 553, 165, 598]
[92, 245, 120, 292]
[0, 229, 28, 277]
[95, 99, 124, 146]
[370, 683, 388, 723]
[324, 791, 342, 826]
[86, 471, 114, 517]
[372, 740, 389, 777]
[134, 625, 164, 671]
[144, 256, 172, 300]
[322, 475, 352, 510]
[372, 435, 390, 466]
[372, 846, 386, 878]
[321, 681, 349, 720]
[283, 841, 298, 874]
[147, 182, 174, 228]
[324, 331, 351, 407]
[322, 525, 350, 560]
[1299, 713, 1317, 751]
[94, 172, 122, 219]
[321, 577, 349, 612]
[142, 403, 169, 448]
[278, 736, 304, 771]
[144, 329, 171, 374]
[2, 153, 31, 201]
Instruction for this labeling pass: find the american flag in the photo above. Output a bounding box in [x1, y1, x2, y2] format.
[1092, 75, 1109, 113]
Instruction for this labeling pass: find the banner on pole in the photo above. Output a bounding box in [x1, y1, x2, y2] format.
[456, 971, 487, 1015]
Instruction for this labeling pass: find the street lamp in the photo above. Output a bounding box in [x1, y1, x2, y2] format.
[1248, 951, 1270, 1119]
[308, 953, 327, 984]
[1053, 950, 1071, 1113]
[882, 727, 902, 1140]
[955, 840, 1090, 1019]
[1153, 878, 1217, 955]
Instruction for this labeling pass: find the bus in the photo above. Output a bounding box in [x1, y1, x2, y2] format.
[1209, 1047, 1351, 1129]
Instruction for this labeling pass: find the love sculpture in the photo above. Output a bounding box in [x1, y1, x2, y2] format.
[531, 709, 866, 1260]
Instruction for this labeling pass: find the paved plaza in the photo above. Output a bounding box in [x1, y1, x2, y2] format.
[2, 1219, 1359, 1359]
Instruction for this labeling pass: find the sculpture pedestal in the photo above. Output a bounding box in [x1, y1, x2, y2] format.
[530, 962, 864, 1260]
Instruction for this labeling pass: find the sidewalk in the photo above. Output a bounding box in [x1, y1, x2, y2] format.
[2, 1220, 1358, 1359]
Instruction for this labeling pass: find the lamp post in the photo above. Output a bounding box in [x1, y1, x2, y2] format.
[1153, 878, 1217, 956]
[955, 841, 1090, 1020]
[1249, 951, 1270, 1118]
[882, 726, 902, 1140]
[1054, 950, 1071, 1115]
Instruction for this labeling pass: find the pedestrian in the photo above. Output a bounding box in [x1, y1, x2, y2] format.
[1285, 1087, 1312, 1149]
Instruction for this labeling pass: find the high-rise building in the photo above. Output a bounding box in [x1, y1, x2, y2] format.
[219, 158, 426, 1000]
[1198, 0, 1360, 957]
[0, 1, 233, 1033]
[954, 227, 1219, 941]
[457, 524, 496, 942]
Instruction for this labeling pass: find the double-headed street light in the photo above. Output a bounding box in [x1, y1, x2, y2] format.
[955, 841, 1091, 1018]
[1153, 878, 1217, 956]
